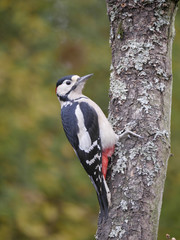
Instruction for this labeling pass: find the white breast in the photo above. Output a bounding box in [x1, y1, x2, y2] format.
[78, 97, 118, 150]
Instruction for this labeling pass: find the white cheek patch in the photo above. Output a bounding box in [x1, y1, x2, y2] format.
[56, 84, 70, 96]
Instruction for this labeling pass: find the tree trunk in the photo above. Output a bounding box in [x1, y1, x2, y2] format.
[96, 1, 178, 239]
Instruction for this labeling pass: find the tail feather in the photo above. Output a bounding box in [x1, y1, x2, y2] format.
[90, 176, 111, 222]
[103, 176, 111, 206]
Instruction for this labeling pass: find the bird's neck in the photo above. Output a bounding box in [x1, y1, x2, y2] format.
[59, 92, 87, 108]
[68, 90, 84, 100]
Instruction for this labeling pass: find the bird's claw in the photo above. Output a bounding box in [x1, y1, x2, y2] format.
[118, 129, 143, 140]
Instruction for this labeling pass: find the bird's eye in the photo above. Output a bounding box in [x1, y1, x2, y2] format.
[66, 81, 71, 85]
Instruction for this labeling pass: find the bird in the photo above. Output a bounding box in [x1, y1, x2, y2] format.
[55, 73, 118, 221]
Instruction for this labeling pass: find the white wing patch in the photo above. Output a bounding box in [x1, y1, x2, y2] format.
[75, 105, 92, 152]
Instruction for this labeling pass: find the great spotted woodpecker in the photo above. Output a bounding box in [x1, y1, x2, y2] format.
[56, 74, 118, 221]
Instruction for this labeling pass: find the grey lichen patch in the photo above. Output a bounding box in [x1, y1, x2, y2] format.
[130, 199, 138, 211]
[156, 66, 169, 80]
[128, 134, 166, 186]
[141, 141, 158, 163]
[112, 142, 128, 178]
[109, 225, 125, 238]
[133, 140, 161, 186]
[120, 199, 128, 211]
[112, 123, 167, 184]
[154, 77, 166, 92]
[129, 146, 140, 160]
[136, 166, 159, 186]
[137, 95, 151, 113]
[153, 129, 169, 142]
[116, 40, 154, 74]
[139, 71, 147, 77]
[137, 80, 153, 114]
[108, 113, 123, 128]
[112, 154, 127, 177]
[123, 121, 137, 131]
[110, 71, 128, 104]
[153, 9, 170, 32]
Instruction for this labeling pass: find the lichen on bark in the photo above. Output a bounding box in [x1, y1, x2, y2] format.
[96, 1, 178, 239]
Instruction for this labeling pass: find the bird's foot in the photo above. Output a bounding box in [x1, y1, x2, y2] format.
[118, 129, 143, 140]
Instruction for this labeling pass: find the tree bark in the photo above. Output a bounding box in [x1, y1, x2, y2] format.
[96, 1, 178, 239]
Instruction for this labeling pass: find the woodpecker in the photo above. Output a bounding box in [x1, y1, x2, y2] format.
[56, 74, 118, 221]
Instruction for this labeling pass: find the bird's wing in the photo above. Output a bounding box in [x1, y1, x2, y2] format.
[61, 101, 109, 220]
[61, 101, 101, 173]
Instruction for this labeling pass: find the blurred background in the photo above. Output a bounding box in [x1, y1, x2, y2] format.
[0, 0, 179, 239]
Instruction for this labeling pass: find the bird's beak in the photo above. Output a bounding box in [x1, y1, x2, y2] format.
[77, 73, 93, 85]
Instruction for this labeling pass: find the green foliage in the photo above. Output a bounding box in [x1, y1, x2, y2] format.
[0, 0, 179, 239]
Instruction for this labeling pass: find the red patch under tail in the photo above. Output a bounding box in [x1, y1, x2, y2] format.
[102, 146, 115, 179]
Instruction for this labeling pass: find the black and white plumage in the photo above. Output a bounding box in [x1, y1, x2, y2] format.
[56, 74, 117, 221]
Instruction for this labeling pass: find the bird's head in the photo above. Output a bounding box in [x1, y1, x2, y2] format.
[56, 74, 93, 101]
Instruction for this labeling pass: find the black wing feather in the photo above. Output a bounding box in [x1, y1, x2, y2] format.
[61, 102, 79, 149]
[79, 102, 99, 143]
